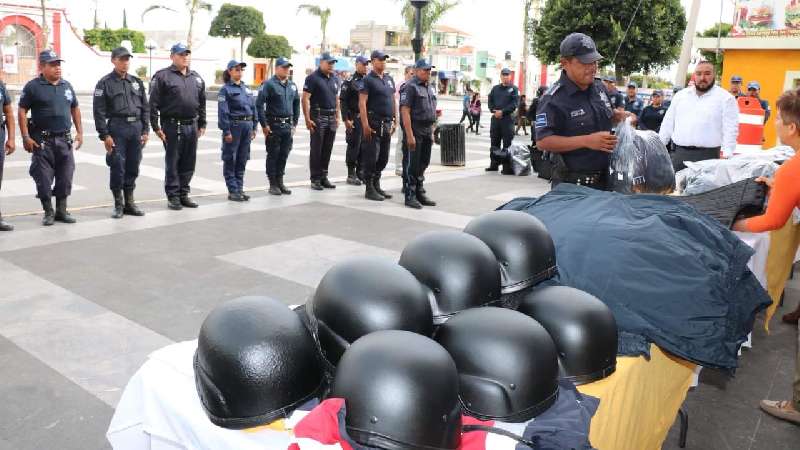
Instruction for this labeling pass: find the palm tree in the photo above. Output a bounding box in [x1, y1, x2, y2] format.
[141, 0, 212, 49]
[297, 4, 331, 54]
[398, 0, 460, 57]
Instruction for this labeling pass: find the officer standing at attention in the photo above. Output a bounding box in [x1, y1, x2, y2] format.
[218, 60, 256, 202]
[535, 33, 626, 190]
[18, 50, 83, 226]
[257, 57, 300, 196]
[149, 43, 206, 211]
[638, 89, 668, 132]
[340, 55, 369, 186]
[624, 82, 643, 118]
[0, 76, 16, 231]
[302, 52, 341, 191]
[93, 47, 149, 219]
[487, 68, 519, 172]
[359, 50, 397, 202]
[399, 59, 437, 210]
[602, 76, 625, 110]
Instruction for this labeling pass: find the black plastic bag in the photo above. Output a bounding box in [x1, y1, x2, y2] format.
[608, 122, 675, 194]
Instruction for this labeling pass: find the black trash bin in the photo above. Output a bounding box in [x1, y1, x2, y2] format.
[439, 124, 466, 166]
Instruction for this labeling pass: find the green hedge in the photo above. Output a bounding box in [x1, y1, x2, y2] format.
[84, 28, 146, 53]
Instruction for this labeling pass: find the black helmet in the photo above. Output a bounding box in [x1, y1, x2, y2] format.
[194, 296, 325, 429]
[310, 257, 434, 367]
[517, 286, 618, 385]
[464, 210, 557, 294]
[398, 231, 502, 323]
[435, 307, 559, 422]
[331, 330, 462, 450]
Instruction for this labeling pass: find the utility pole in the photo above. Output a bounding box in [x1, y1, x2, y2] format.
[411, 1, 430, 62]
[675, 0, 700, 88]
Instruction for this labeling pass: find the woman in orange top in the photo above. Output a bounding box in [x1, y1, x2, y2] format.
[733, 88, 800, 426]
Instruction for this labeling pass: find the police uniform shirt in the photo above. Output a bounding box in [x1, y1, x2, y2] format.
[399, 75, 437, 130]
[609, 91, 625, 109]
[340, 72, 365, 121]
[302, 68, 340, 110]
[148, 65, 207, 131]
[535, 71, 614, 173]
[19, 75, 78, 133]
[624, 96, 643, 117]
[217, 81, 257, 134]
[359, 71, 396, 119]
[257, 75, 300, 127]
[93, 71, 149, 140]
[0, 81, 11, 117]
[488, 83, 520, 117]
[638, 104, 667, 132]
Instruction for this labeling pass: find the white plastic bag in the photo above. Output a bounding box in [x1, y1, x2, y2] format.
[675, 158, 779, 195]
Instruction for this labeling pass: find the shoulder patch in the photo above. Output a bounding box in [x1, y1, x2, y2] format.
[94, 89, 103, 97]
[535, 113, 548, 129]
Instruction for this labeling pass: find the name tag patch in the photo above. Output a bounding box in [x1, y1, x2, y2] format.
[570, 109, 586, 118]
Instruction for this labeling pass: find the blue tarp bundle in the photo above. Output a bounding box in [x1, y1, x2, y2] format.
[499, 184, 771, 370]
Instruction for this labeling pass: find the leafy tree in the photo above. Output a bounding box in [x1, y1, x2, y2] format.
[141, 0, 212, 49]
[84, 28, 146, 53]
[247, 33, 293, 59]
[532, 0, 686, 81]
[297, 4, 331, 54]
[209, 3, 265, 59]
[698, 23, 732, 74]
[398, 0, 460, 56]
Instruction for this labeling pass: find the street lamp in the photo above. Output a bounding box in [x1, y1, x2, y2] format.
[145, 39, 157, 80]
[411, 0, 430, 62]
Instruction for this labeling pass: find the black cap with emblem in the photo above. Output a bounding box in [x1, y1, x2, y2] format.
[111, 47, 132, 59]
[559, 33, 603, 64]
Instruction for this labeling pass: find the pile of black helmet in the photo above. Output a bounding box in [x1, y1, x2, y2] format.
[191, 211, 620, 449]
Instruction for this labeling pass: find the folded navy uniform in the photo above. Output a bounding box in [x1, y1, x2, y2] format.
[677, 178, 767, 229]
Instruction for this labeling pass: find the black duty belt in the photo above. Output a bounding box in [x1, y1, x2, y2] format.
[268, 116, 292, 124]
[111, 115, 139, 122]
[562, 171, 607, 187]
[369, 114, 394, 123]
[312, 108, 336, 116]
[231, 115, 254, 121]
[412, 120, 435, 127]
[672, 144, 721, 152]
[163, 117, 197, 125]
[40, 130, 70, 138]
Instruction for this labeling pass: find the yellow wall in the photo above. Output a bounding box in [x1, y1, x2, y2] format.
[721, 49, 800, 148]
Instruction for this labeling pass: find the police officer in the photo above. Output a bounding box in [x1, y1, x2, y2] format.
[747, 81, 771, 123]
[399, 59, 437, 210]
[0, 77, 15, 231]
[730, 75, 743, 98]
[257, 57, 300, 196]
[302, 52, 341, 191]
[602, 76, 625, 110]
[218, 60, 256, 202]
[340, 55, 369, 186]
[487, 68, 519, 172]
[534, 33, 626, 191]
[18, 50, 83, 226]
[149, 43, 206, 210]
[359, 50, 397, 202]
[624, 82, 643, 118]
[93, 47, 149, 219]
[638, 89, 667, 132]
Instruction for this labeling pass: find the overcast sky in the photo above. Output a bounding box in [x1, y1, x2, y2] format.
[58, 0, 734, 64]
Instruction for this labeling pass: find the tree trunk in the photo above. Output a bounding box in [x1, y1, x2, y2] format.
[614, 65, 623, 85]
[40, 0, 49, 49]
[187, 10, 195, 49]
[521, 0, 532, 96]
[240, 36, 245, 60]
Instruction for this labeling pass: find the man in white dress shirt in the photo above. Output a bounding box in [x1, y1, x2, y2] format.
[659, 61, 739, 172]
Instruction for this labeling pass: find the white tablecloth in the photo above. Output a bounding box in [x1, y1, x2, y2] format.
[106, 340, 308, 450]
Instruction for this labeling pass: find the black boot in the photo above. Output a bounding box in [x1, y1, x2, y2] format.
[310, 180, 324, 191]
[228, 192, 246, 201]
[0, 213, 13, 231]
[111, 190, 125, 219]
[373, 177, 392, 199]
[41, 198, 55, 226]
[240, 191, 251, 201]
[123, 189, 145, 216]
[167, 196, 183, 210]
[180, 195, 199, 208]
[320, 177, 336, 189]
[485, 161, 500, 172]
[268, 178, 282, 196]
[54, 197, 76, 224]
[417, 184, 437, 207]
[278, 177, 292, 195]
[365, 180, 384, 201]
[346, 167, 362, 186]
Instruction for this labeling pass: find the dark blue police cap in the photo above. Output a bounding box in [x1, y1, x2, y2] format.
[602, 75, 616, 83]
[730, 75, 743, 83]
[747, 81, 760, 90]
[559, 33, 603, 64]
[501, 68, 512, 75]
[627, 82, 637, 88]
[226, 59, 246, 70]
[320, 52, 337, 63]
[414, 59, 434, 70]
[355, 55, 369, 65]
[111, 47, 132, 59]
[370, 50, 389, 61]
[652, 89, 664, 97]
[275, 57, 293, 68]
[39, 49, 64, 64]
[170, 43, 191, 55]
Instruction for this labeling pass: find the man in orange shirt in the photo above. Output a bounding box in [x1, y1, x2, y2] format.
[733, 88, 800, 426]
